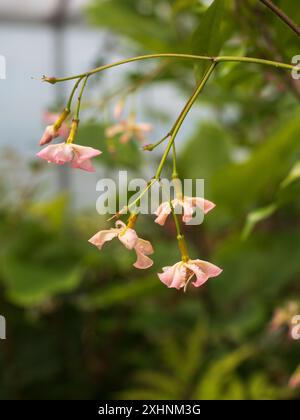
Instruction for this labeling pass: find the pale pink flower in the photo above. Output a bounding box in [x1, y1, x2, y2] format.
[105, 114, 152, 144]
[39, 111, 69, 146]
[269, 301, 298, 333]
[154, 197, 215, 225]
[89, 221, 154, 269]
[36, 142, 102, 172]
[158, 259, 222, 291]
[113, 98, 125, 120]
[289, 365, 300, 389]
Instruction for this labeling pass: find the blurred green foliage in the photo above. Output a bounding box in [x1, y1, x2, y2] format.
[1, 0, 300, 400]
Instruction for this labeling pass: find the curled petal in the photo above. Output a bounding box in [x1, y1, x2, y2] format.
[88, 229, 119, 249]
[171, 264, 188, 289]
[70, 158, 95, 172]
[158, 262, 186, 289]
[189, 259, 222, 287]
[181, 200, 194, 223]
[133, 238, 154, 269]
[72, 145, 102, 161]
[193, 197, 216, 214]
[154, 202, 172, 225]
[158, 264, 178, 287]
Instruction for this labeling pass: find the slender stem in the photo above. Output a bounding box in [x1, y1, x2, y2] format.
[75, 76, 89, 120]
[44, 54, 295, 83]
[170, 205, 190, 262]
[108, 178, 157, 220]
[259, 0, 300, 37]
[143, 133, 171, 151]
[172, 143, 178, 179]
[171, 205, 182, 237]
[66, 77, 84, 111]
[155, 62, 217, 180]
[216, 55, 294, 70]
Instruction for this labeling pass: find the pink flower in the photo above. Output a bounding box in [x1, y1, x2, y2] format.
[39, 111, 70, 146]
[289, 365, 300, 389]
[36, 142, 102, 172]
[158, 259, 222, 291]
[269, 301, 298, 333]
[154, 197, 215, 225]
[88, 221, 154, 269]
[105, 114, 152, 144]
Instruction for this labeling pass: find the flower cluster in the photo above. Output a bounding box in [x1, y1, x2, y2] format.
[36, 79, 222, 291]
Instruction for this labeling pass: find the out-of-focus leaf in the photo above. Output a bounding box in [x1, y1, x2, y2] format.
[242, 203, 277, 240]
[0, 258, 83, 307]
[87, 0, 176, 52]
[211, 110, 300, 220]
[81, 276, 160, 309]
[192, 0, 231, 80]
[211, 231, 300, 307]
[28, 194, 70, 230]
[195, 345, 253, 399]
[179, 122, 233, 184]
[280, 160, 300, 189]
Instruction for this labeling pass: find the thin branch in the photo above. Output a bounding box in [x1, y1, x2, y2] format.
[42, 54, 295, 84]
[259, 0, 300, 37]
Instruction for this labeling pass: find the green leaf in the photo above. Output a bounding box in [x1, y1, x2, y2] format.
[192, 0, 230, 80]
[242, 203, 278, 240]
[0, 257, 83, 307]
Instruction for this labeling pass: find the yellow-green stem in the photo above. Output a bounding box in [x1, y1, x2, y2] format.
[44, 54, 295, 83]
[155, 62, 217, 180]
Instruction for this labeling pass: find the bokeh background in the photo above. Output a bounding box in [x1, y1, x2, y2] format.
[0, 0, 300, 400]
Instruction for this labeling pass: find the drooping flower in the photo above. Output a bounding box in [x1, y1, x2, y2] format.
[154, 196, 215, 225]
[158, 259, 222, 291]
[105, 113, 152, 144]
[89, 220, 154, 269]
[269, 301, 298, 333]
[289, 365, 300, 389]
[36, 142, 102, 172]
[39, 109, 70, 146]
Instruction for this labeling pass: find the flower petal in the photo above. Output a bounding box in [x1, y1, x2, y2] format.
[37, 143, 73, 165]
[193, 197, 216, 214]
[158, 262, 185, 289]
[154, 202, 172, 225]
[70, 158, 95, 172]
[133, 238, 154, 269]
[158, 264, 178, 287]
[39, 125, 58, 146]
[117, 226, 138, 250]
[88, 229, 119, 249]
[181, 200, 194, 223]
[72, 145, 102, 161]
[188, 259, 222, 287]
